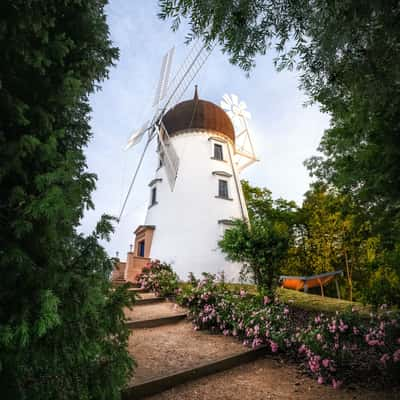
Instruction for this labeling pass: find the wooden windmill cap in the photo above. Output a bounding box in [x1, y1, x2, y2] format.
[162, 86, 235, 142]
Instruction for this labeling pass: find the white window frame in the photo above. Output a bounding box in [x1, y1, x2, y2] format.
[209, 137, 227, 162]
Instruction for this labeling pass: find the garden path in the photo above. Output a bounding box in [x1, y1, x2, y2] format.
[124, 291, 397, 400]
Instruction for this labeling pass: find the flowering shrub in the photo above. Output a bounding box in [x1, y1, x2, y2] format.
[136, 260, 179, 297]
[176, 273, 400, 389]
[298, 309, 400, 386]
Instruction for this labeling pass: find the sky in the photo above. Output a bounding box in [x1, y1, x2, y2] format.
[81, 0, 330, 258]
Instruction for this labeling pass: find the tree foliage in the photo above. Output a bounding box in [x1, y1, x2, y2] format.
[159, 0, 400, 305]
[219, 181, 295, 290]
[0, 1, 135, 398]
[284, 184, 378, 302]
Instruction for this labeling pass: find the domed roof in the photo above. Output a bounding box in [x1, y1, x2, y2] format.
[162, 87, 235, 142]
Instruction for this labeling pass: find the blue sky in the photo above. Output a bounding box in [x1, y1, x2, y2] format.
[81, 1, 330, 258]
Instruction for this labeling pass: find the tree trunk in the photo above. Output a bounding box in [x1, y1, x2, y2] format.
[344, 248, 352, 302]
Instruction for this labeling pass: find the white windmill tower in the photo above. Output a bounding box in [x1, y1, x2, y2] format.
[115, 43, 258, 283]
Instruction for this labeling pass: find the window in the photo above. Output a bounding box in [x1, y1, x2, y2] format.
[218, 179, 229, 199]
[151, 187, 157, 206]
[138, 240, 145, 257]
[213, 143, 223, 160]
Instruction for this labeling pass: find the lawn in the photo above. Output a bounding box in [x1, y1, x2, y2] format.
[181, 282, 371, 315]
[275, 287, 371, 315]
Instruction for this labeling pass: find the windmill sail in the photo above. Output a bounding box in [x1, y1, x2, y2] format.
[125, 120, 150, 150]
[153, 47, 175, 108]
[158, 122, 179, 190]
[161, 40, 213, 113]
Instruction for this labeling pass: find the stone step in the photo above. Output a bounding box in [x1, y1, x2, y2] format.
[137, 292, 161, 300]
[128, 287, 147, 293]
[136, 293, 165, 305]
[124, 301, 186, 325]
[123, 321, 266, 399]
[126, 314, 187, 329]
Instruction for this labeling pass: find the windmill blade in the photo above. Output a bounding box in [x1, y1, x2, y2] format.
[158, 122, 179, 191]
[231, 94, 239, 105]
[227, 110, 235, 120]
[222, 93, 232, 105]
[161, 40, 214, 114]
[239, 100, 247, 110]
[118, 134, 154, 221]
[153, 47, 175, 108]
[125, 120, 150, 150]
[220, 92, 258, 172]
[220, 100, 231, 111]
[242, 110, 251, 120]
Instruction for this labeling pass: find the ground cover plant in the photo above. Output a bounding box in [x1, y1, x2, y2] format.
[172, 273, 400, 389]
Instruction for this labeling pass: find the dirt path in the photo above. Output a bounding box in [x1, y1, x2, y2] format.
[144, 356, 397, 400]
[129, 320, 247, 384]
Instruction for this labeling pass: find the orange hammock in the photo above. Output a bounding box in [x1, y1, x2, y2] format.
[279, 270, 343, 298]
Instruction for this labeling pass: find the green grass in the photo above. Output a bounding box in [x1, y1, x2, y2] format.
[179, 281, 371, 315]
[276, 287, 371, 315]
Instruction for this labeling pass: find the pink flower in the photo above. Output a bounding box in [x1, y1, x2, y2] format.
[270, 341, 279, 353]
[252, 338, 263, 348]
[393, 349, 400, 363]
[332, 379, 342, 389]
[298, 344, 306, 354]
[223, 329, 230, 336]
[322, 359, 330, 368]
[308, 355, 321, 373]
[317, 376, 324, 385]
[338, 320, 348, 332]
[316, 333, 323, 342]
[380, 353, 390, 366]
[283, 307, 290, 315]
[239, 289, 246, 298]
[263, 296, 271, 305]
[315, 315, 321, 324]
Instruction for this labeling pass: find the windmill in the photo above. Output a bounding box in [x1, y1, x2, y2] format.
[220, 94, 258, 172]
[112, 48, 262, 283]
[119, 40, 214, 221]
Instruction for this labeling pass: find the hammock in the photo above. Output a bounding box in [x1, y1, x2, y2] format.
[279, 270, 343, 298]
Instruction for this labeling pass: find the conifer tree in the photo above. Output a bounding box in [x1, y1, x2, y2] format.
[0, 1, 134, 398]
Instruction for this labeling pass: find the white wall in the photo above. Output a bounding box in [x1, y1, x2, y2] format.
[144, 130, 247, 281]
